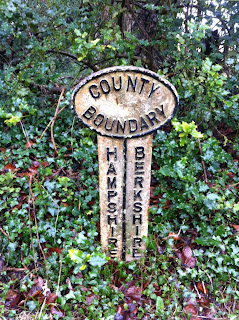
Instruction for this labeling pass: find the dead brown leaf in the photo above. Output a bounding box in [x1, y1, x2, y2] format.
[165, 232, 180, 241]
[41, 161, 49, 167]
[124, 286, 142, 300]
[86, 294, 96, 305]
[46, 292, 58, 305]
[231, 224, 239, 232]
[198, 296, 210, 307]
[5, 289, 22, 307]
[182, 246, 196, 268]
[3, 163, 18, 171]
[50, 306, 65, 318]
[25, 141, 34, 149]
[197, 282, 208, 294]
[183, 304, 200, 320]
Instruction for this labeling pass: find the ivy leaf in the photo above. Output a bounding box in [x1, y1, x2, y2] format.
[68, 249, 84, 264]
[89, 253, 109, 268]
[156, 296, 164, 312]
[194, 237, 221, 247]
[233, 203, 239, 211]
[76, 232, 87, 245]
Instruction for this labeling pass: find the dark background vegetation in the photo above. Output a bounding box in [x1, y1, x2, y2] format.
[0, 0, 239, 319]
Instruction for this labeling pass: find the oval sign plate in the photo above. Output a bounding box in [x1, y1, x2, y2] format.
[71, 66, 178, 138]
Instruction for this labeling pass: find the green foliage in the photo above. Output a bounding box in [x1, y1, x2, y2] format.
[0, 0, 239, 319]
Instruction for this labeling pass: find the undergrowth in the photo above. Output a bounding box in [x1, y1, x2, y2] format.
[0, 102, 239, 319]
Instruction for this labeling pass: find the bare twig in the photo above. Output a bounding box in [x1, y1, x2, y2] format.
[198, 137, 208, 184]
[0, 227, 11, 242]
[47, 50, 80, 62]
[194, 283, 201, 299]
[39, 104, 67, 141]
[5, 267, 27, 272]
[20, 121, 30, 146]
[29, 176, 49, 281]
[28, 178, 38, 274]
[56, 242, 65, 296]
[50, 87, 66, 156]
[125, 0, 163, 64]
[70, 116, 76, 154]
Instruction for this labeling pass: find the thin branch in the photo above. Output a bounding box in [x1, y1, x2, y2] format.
[39, 104, 67, 141]
[47, 50, 79, 62]
[47, 50, 100, 72]
[0, 227, 11, 242]
[29, 176, 49, 281]
[28, 177, 38, 274]
[125, 0, 163, 63]
[198, 137, 208, 184]
[51, 87, 66, 156]
[56, 242, 65, 296]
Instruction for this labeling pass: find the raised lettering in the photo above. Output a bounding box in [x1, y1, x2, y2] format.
[107, 147, 117, 161]
[128, 119, 138, 133]
[93, 114, 104, 126]
[107, 202, 116, 213]
[132, 248, 141, 258]
[135, 161, 144, 174]
[108, 215, 117, 225]
[146, 111, 159, 126]
[148, 82, 160, 98]
[100, 79, 110, 94]
[108, 190, 117, 202]
[112, 76, 122, 91]
[89, 84, 100, 99]
[135, 147, 145, 160]
[136, 225, 139, 236]
[107, 177, 116, 189]
[134, 189, 142, 201]
[108, 238, 118, 247]
[139, 77, 149, 94]
[127, 76, 137, 92]
[110, 249, 117, 257]
[104, 118, 115, 131]
[139, 116, 149, 131]
[134, 177, 144, 188]
[155, 105, 166, 118]
[107, 163, 117, 175]
[133, 237, 142, 247]
[133, 202, 142, 213]
[116, 120, 126, 134]
[133, 214, 142, 224]
[82, 106, 96, 120]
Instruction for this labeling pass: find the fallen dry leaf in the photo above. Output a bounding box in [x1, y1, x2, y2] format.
[198, 296, 210, 307]
[86, 294, 96, 305]
[50, 306, 65, 318]
[3, 163, 17, 171]
[124, 286, 142, 300]
[197, 282, 208, 294]
[48, 247, 63, 255]
[31, 161, 40, 168]
[165, 232, 180, 241]
[231, 224, 239, 232]
[26, 140, 34, 148]
[182, 246, 196, 268]
[41, 161, 49, 167]
[183, 304, 200, 320]
[5, 289, 22, 307]
[46, 292, 58, 305]
[17, 172, 32, 177]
